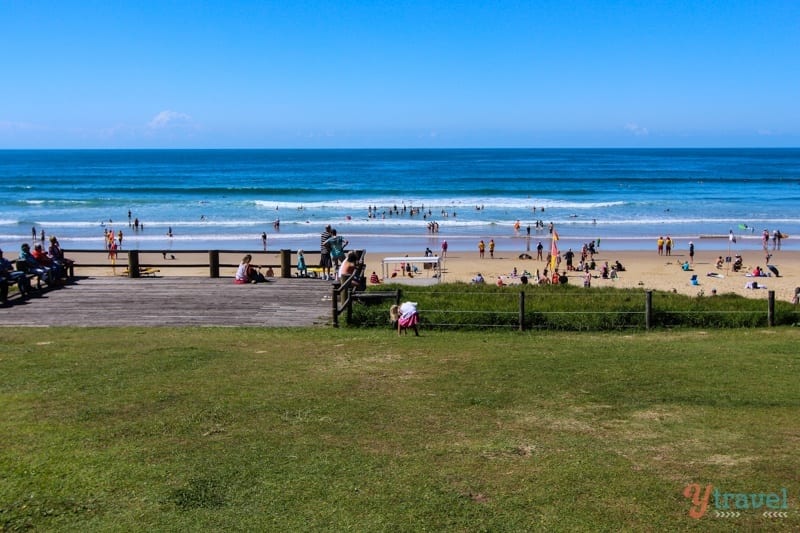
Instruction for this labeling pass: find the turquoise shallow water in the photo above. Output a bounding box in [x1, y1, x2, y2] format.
[1, 148, 799, 254]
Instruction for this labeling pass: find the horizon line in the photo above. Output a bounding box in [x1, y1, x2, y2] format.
[1, 146, 799, 151]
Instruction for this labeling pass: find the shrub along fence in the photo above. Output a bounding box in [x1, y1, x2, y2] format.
[344, 283, 800, 331]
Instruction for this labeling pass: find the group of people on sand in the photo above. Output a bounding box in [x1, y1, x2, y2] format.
[477, 239, 496, 259]
[470, 242, 626, 289]
[761, 228, 785, 251]
[656, 236, 674, 256]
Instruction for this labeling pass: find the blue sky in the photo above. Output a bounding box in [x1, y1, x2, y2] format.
[1, 1, 798, 148]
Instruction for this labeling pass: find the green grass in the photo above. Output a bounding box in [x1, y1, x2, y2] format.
[1, 327, 799, 531]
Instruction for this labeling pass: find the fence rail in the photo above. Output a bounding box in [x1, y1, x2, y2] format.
[66, 248, 321, 278]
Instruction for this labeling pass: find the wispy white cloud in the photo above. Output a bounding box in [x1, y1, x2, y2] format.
[0, 120, 47, 132]
[624, 123, 649, 136]
[148, 110, 192, 129]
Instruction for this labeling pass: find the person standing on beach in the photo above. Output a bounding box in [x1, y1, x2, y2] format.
[324, 229, 348, 278]
[320, 224, 333, 281]
[296, 249, 307, 277]
[117, 229, 124, 250]
[261, 231, 267, 251]
[441, 240, 448, 258]
[564, 248, 574, 270]
[536, 241, 543, 261]
[478, 240, 485, 259]
[488, 239, 495, 259]
[32, 226, 37, 242]
[108, 239, 118, 272]
[657, 236, 664, 256]
[688, 241, 695, 264]
[665, 236, 672, 256]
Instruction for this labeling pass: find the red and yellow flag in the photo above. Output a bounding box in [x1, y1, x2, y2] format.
[549, 229, 559, 272]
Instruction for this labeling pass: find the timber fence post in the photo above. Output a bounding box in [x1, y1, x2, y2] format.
[280, 249, 292, 278]
[128, 250, 140, 278]
[209, 250, 220, 278]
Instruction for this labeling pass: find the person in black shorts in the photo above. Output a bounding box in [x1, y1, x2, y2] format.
[319, 225, 333, 280]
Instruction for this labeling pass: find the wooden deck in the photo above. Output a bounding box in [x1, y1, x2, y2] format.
[0, 276, 334, 327]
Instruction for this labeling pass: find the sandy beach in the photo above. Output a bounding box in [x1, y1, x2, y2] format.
[426, 248, 800, 303]
[61, 245, 800, 303]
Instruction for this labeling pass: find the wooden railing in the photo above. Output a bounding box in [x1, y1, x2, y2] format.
[65, 249, 321, 278]
[330, 251, 402, 327]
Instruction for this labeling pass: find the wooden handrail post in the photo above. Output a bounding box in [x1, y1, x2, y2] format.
[332, 282, 340, 327]
[346, 287, 353, 325]
[128, 250, 140, 278]
[280, 249, 292, 278]
[645, 290, 653, 330]
[768, 290, 775, 327]
[209, 250, 220, 278]
[519, 290, 525, 331]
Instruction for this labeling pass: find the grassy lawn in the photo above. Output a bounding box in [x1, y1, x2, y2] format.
[1, 327, 799, 531]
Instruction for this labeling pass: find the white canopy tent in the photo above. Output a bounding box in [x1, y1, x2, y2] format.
[381, 256, 442, 282]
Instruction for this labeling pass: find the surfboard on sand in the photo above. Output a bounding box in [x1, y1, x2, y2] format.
[767, 265, 780, 277]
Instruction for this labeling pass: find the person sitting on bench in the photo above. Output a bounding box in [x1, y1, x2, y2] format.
[48, 236, 74, 277]
[18, 243, 56, 285]
[1, 248, 31, 302]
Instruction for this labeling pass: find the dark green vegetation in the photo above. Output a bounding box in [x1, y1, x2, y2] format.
[351, 283, 800, 329]
[1, 327, 799, 531]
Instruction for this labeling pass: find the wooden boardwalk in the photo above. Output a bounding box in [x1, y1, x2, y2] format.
[0, 276, 334, 327]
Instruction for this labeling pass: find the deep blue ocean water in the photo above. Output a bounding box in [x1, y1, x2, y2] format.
[1, 148, 799, 254]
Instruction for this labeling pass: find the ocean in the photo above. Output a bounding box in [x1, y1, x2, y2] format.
[1, 148, 799, 255]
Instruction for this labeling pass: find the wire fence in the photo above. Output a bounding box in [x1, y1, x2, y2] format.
[343, 286, 800, 331]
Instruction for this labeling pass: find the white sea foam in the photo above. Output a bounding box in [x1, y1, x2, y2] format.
[253, 197, 626, 211]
